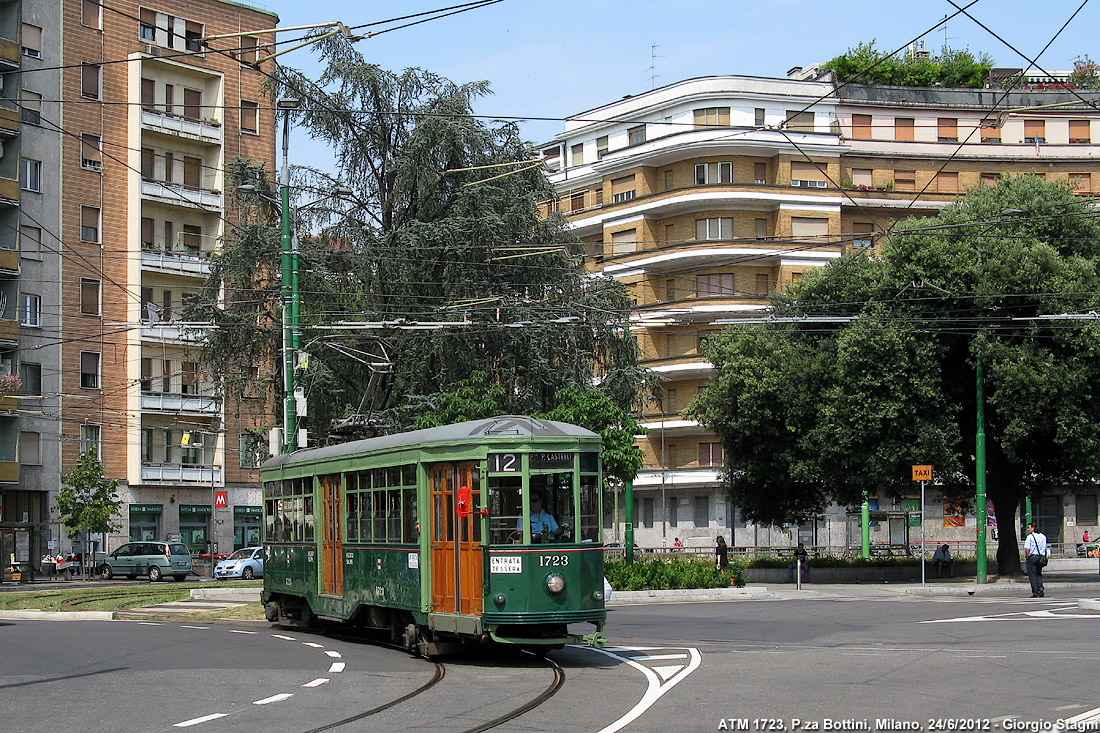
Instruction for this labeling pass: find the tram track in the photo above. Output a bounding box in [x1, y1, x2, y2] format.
[300, 632, 565, 733]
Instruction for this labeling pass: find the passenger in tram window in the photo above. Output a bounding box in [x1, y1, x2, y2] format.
[519, 491, 561, 543]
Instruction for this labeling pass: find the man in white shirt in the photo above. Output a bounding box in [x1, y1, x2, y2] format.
[931, 544, 953, 578]
[1023, 522, 1049, 598]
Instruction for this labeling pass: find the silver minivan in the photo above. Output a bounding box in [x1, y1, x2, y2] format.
[100, 541, 193, 581]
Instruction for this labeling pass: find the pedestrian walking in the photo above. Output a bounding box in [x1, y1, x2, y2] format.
[715, 535, 729, 572]
[1024, 522, 1049, 597]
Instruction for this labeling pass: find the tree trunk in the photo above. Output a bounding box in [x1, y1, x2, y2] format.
[987, 441, 1023, 575]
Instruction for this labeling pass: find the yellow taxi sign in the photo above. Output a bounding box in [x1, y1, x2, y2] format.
[912, 465, 932, 482]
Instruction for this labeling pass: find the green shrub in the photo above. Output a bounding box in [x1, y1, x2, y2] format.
[605, 556, 744, 590]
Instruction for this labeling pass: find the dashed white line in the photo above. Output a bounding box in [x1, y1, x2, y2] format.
[324, 650, 342, 658]
[228, 629, 257, 635]
[303, 642, 324, 648]
[137, 621, 161, 626]
[272, 634, 297, 641]
[328, 662, 346, 673]
[181, 625, 208, 630]
[303, 678, 329, 688]
[173, 713, 228, 727]
[253, 693, 294, 705]
[1055, 704, 1086, 711]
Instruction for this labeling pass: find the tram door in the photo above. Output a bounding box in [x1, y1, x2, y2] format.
[320, 474, 344, 597]
[429, 462, 483, 615]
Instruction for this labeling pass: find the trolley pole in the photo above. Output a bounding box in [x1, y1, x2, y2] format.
[976, 358, 988, 583]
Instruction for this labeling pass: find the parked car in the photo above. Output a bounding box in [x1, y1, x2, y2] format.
[604, 576, 613, 602]
[100, 541, 193, 581]
[214, 547, 264, 580]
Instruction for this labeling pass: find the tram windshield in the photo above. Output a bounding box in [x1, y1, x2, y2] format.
[527, 473, 575, 543]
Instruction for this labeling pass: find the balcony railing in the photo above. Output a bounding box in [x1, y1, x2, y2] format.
[140, 247, 211, 277]
[140, 463, 222, 486]
[140, 323, 204, 344]
[140, 391, 220, 414]
[141, 108, 222, 145]
[141, 179, 222, 210]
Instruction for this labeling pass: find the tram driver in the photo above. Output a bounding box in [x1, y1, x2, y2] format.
[519, 491, 562, 543]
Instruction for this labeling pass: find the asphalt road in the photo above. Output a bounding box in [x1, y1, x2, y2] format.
[1, 589, 1097, 733]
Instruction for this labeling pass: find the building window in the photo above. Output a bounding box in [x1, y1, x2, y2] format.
[20, 432, 42, 465]
[642, 497, 654, 528]
[570, 143, 583, 166]
[627, 125, 646, 146]
[596, 136, 609, 159]
[81, 134, 103, 170]
[19, 90, 41, 125]
[694, 496, 709, 526]
[693, 107, 730, 129]
[240, 100, 259, 133]
[80, 351, 101, 389]
[182, 225, 202, 254]
[183, 89, 202, 121]
[183, 156, 202, 189]
[937, 172, 959, 193]
[19, 293, 41, 327]
[240, 433, 266, 468]
[894, 170, 916, 192]
[853, 222, 874, 249]
[851, 168, 873, 188]
[698, 442, 724, 467]
[80, 206, 101, 243]
[1024, 119, 1045, 144]
[20, 226, 43, 260]
[755, 108, 765, 127]
[139, 8, 156, 41]
[852, 114, 872, 139]
[791, 217, 829, 238]
[1069, 173, 1092, 194]
[239, 35, 259, 65]
[980, 172, 998, 187]
[696, 217, 733, 240]
[894, 117, 914, 141]
[755, 218, 768, 239]
[20, 159, 41, 192]
[981, 123, 1001, 143]
[755, 273, 770, 296]
[611, 175, 636, 203]
[185, 21, 204, 52]
[785, 110, 814, 132]
[19, 363, 42, 396]
[81, 63, 101, 99]
[697, 273, 734, 297]
[1069, 119, 1091, 144]
[1078, 494, 1098, 525]
[80, 279, 101, 315]
[80, 424, 101, 459]
[21, 23, 42, 58]
[695, 162, 732, 185]
[754, 162, 767, 184]
[610, 229, 637, 256]
[82, 0, 102, 29]
[937, 118, 958, 142]
[790, 161, 827, 187]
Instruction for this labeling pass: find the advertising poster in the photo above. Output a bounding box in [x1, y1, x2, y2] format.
[943, 500, 966, 527]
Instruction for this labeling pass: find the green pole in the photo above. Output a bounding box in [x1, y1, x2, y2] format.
[279, 108, 297, 453]
[976, 357, 988, 583]
[623, 317, 634, 564]
[861, 491, 870, 559]
[1024, 495, 1032, 532]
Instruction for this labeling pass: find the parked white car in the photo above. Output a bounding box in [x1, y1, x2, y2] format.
[214, 547, 264, 580]
[604, 576, 613, 602]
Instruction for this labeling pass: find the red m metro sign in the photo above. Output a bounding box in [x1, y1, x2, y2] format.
[214, 491, 228, 508]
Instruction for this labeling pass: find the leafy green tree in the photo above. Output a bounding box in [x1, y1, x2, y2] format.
[56, 451, 123, 576]
[821, 40, 992, 88]
[186, 40, 642, 440]
[1069, 55, 1100, 88]
[536, 388, 645, 486]
[690, 175, 1100, 573]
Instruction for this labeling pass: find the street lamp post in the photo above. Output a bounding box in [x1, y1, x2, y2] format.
[277, 98, 301, 454]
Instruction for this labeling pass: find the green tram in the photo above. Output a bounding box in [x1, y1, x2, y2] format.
[260, 415, 608, 656]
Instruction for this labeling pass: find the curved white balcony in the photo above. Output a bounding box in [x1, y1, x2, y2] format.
[140, 391, 220, 415]
[141, 463, 223, 486]
[141, 180, 222, 210]
[632, 467, 722, 488]
[141, 323, 205, 344]
[141, 109, 223, 145]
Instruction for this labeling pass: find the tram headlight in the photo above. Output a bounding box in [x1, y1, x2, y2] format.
[546, 574, 565, 594]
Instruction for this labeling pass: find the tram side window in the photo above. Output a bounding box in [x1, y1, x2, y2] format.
[303, 496, 314, 541]
[580, 474, 600, 542]
[530, 472, 575, 543]
[488, 476, 522, 544]
[403, 487, 418, 542]
[387, 489, 402, 540]
[372, 491, 387, 540]
[345, 493, 359, 542]
[264, 499, 275, 540]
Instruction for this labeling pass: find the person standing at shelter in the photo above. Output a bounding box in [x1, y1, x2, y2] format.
[715, 536, 729, 572]
[931, 544, 954, 578]
[788, 542, 809, 582]
[1024, 522, 1049, 598]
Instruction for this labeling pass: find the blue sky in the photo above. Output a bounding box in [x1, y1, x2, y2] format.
[254, 0, 1098, 174]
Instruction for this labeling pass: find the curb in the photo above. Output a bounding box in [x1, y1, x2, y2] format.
[189, 587, 260, 601]
[0, 610, 116, 621]
[609, 587, 773, 604]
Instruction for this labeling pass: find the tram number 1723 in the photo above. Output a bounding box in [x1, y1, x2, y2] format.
[540, 555, 569, 567]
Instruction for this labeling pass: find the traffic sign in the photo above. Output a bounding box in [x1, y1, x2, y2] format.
[912, 465, 932, 481]
[214, 491, 228, 508]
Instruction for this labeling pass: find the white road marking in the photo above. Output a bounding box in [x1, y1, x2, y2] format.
[181, 625, 208, 630]
[653, 666, 681, 680]
[1064, 705, 1100, 724]
[842, 652, 888, 656]
[303, 678, 329, 688]
[253, 693, 294, 705]
[137, 622, 161, 626]
[634, 654, 688, 661]
[922, 609, 1100, 624]
[958, 655, 1007, 658]
[303, 642, 324, 648]
[1054, 704, 1086, 711]
[228, 629, 257, 635]
[583, 645, 701, 733]
[324, 650, 342, 658]
[173, 713, 228, 727]
[328, 662, 345, 673]
[272, 634, 296, 641]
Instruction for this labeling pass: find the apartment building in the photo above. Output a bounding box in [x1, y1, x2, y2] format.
[545, 72, 1100, 552]
[1, 0, 278, 577]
